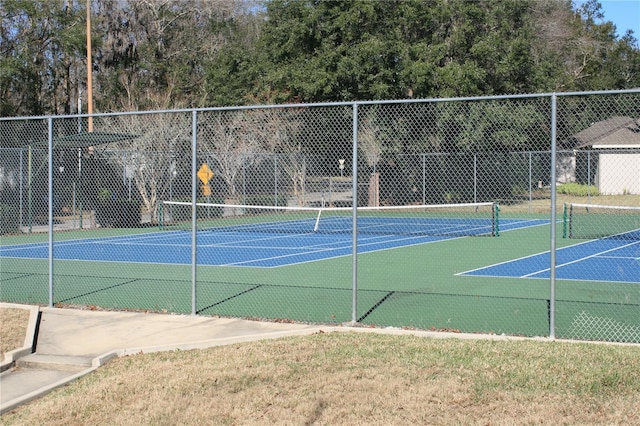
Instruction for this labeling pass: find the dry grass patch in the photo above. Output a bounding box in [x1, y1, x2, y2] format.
[0, 307, 31, 360]
[2, 332, 640, 425]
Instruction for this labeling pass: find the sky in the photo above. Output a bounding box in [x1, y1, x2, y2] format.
[576, 0, 640, 38]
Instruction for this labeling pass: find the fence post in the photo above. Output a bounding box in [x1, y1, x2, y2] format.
[191, 110, 198, 316]
[48, 117, 54, 308]
[422, 153, 426, 205]
[274, 154, 279, 206]
[351, 103, 359, 325]
[528, 152, 533, 214]
[549, 94, 557, 340]
[28, 144, 32, 233]
[473, 153, 477, 203]
[587, 150, 591, 203]
[18, 148, 23, 229]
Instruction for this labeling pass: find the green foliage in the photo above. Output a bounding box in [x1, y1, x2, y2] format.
[0, 0, 86, 116]
[557, 182, 599, 196]
[1, 0, 639, 115]
[453, 100, 549, 151]
[251, 0, 639, 103]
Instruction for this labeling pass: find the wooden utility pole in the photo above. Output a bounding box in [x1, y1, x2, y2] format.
[86, 0, 93, 132]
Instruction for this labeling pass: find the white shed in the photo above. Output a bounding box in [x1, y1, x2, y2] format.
[571, 117, 640, 195]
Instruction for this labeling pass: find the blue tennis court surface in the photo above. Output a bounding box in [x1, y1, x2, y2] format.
[0, 231, 458, 267]
[461, 238, 640, 283]
[0, 217, 543, 268]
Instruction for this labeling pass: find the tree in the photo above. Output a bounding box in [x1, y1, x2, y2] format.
[197, 106, 320, 206]
[100, 112, 192, 219]
[251, 0, 640, 103]
[358, 110, 383, 174]
[1, 0, 638, 117]
[256, 109, 307, 206]
[530, 0, 640, 91]
[203, 5, 263, 106]
[93, 0, 250, 111]
[0, 0, 85, 116]
[254, 0, 409, 102]
[198, 110, 262, 199]
[254, 0, 551, 102]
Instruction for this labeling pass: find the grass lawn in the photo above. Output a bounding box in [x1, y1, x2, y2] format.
[0, 308, 30, 359]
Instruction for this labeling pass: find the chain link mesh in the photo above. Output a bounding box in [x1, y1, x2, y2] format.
[1, 91, 639, 342]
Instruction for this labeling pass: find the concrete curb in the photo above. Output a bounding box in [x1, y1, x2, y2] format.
[0, 302, 122, 415]
[0, 366, 100, 415]
[117, 327, 327, 356]
[0, 303, 40, 373]
[115, 326, 546, 357]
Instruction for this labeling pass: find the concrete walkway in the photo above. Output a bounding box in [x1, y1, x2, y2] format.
[0, 304, 324, 414]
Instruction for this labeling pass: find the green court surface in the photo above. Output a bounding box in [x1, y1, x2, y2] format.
[2, 216, 639, 342]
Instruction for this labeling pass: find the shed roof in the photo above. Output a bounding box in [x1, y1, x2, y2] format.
[572, 116, 640, 149]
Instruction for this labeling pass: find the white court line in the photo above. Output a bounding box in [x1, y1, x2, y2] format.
[499, 218, 551, 230]
[598, 254, 640, 260]
[520, 241, 640, 278]
[456, 237, 638, 277]
[219, 235, 455, 267]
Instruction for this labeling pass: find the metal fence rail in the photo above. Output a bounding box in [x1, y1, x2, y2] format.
[1, 90, 639, 343]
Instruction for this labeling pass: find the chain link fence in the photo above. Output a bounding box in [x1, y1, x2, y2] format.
[1, 90, 639, 343]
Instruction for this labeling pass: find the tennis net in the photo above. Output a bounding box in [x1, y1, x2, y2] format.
[159, 201, 499, 237]
[564, 203, 640, 240]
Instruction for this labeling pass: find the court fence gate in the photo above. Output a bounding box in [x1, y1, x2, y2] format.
[1, 89, 639, 343]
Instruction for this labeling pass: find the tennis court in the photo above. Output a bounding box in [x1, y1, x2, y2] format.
[1, 207, 535, 268]
[1, 205, 639, 342]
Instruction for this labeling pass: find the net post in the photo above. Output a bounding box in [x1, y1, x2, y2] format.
[158, 201, 163, 231]
[568, 203, 573, 239]
[493, 202, 500, 237]
[562, 203, 567, 238]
